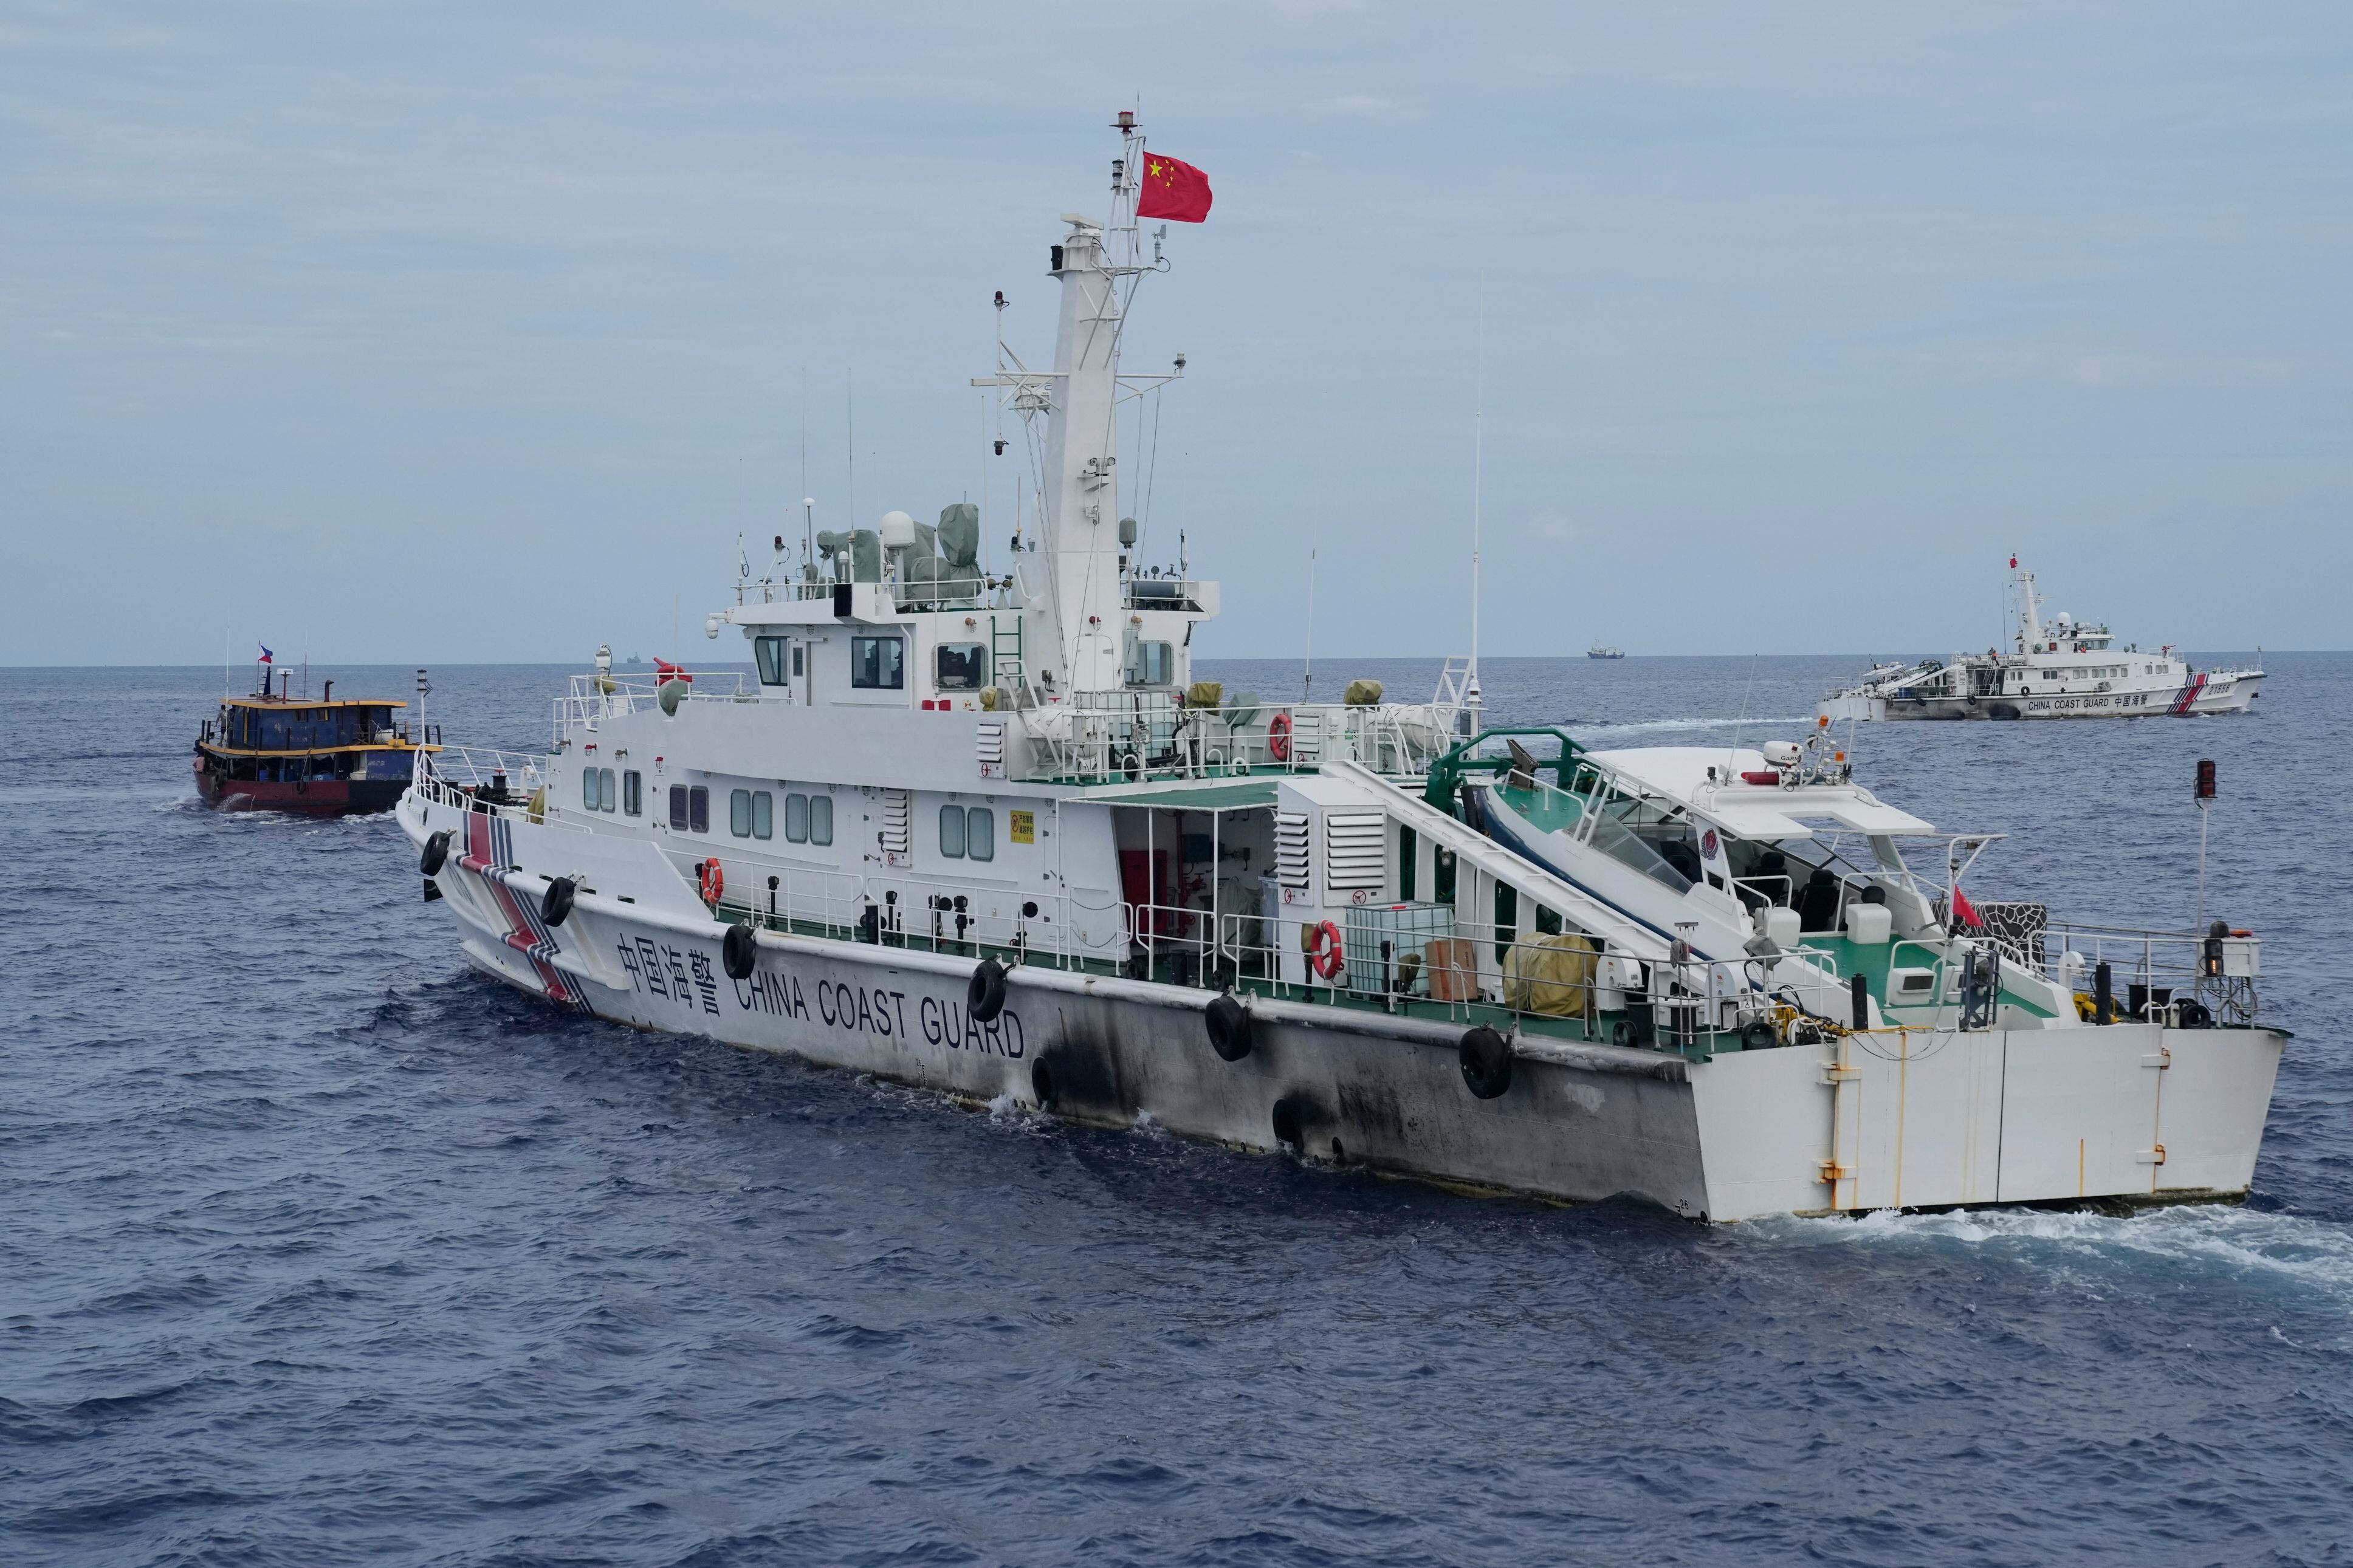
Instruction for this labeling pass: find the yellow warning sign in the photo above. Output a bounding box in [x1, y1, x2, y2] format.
[1009, 809, 1035, 844]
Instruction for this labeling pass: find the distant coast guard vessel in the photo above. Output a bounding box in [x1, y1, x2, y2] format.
[399, 122, 2286, 1221]
[1820, 561, 2263, 722]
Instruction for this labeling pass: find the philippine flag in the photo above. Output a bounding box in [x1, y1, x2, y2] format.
[258, 644, 274, 664]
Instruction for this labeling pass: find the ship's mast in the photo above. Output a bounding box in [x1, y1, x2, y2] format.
[2015, 564, 2045, 652]
[975, 116, 1181, 694]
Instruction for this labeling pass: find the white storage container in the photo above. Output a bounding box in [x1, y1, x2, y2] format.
[1844, 904, 1892, 945]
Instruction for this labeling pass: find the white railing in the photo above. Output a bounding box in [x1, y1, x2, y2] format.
[554, 669, 756, 742]
[410, 745, 605, 835]
[713, 858, 1125, 971]
[1017, 696, 1462, 784]
[1111, 895, 1802, 1048]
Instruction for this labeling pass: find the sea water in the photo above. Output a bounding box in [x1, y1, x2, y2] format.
[4, 655, 2348, 1566]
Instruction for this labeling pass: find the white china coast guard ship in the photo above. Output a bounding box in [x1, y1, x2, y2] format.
[400, 122, 2287, 1221]
[1820, 560, 2263, 722]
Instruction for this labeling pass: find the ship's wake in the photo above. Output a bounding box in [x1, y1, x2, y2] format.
[1742, 1201, 2353, 1303]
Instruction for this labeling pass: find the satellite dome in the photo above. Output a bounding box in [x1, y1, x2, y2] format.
[879, 510, 916, 549]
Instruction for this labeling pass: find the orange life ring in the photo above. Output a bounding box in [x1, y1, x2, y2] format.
[1267, 711, 1293, 763]
[1304, 919, 1345, 981]
[698, 856, 724, 907]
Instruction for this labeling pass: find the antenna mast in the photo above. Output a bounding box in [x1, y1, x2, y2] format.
[801, 368, 814, 572]
[1303, 512, 1319, 701]
[1468, 287, 1485, 717]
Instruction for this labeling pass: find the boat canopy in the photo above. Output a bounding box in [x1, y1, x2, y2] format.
[1076, 778, 1281, 812]
[1686, 793, 1936, 842]
[1584, 746, 1936, 841]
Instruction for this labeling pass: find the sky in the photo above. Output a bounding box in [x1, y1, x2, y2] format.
[3, 1, 2349, 666]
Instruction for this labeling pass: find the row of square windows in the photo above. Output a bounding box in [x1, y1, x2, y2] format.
[579, 770, 995, 859]
[753, 634, 1174, 691]
[579, 770, 835, 844]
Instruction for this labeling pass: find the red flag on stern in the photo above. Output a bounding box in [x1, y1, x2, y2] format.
[1137, 152, 1212, 222]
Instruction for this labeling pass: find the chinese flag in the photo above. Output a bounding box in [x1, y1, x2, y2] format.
[1137, 152, 1213, 222]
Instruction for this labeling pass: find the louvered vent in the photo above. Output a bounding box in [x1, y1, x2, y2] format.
[1290, 710, 1322, 762]
[881, 789, 912, 866]
[977, 721, 1005, 779]
[1275, 810, 1311, 888]
[1324, 810, 1386, 891]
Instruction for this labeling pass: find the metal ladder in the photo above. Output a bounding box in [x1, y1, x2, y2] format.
[990, 615, 1025, 685]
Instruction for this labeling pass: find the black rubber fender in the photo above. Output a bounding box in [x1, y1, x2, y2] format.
[540, 876, 576, 927]
[1030, 1058, 1058, 1110]
[967, 957, 1008, 1023]
[1205, 993, 1252, 1061]
[723, 921, 758, 981]
[419, 829, 452, 877]
[1460, 1025, 1513, 1100]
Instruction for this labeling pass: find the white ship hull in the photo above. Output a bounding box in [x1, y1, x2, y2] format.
[402, 790, 2283, 1222]
[1822, 669, 2262, 723]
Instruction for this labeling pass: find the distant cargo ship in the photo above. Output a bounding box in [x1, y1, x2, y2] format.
[1587, 644, 1624, 660]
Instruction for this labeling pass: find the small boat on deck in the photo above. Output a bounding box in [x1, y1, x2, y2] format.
[194, 656, 440, 815]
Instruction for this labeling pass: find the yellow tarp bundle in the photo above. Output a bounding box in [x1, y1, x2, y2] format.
[1186, 680, 1225, 710]
[1344, 678, 1384, 706]
[1503, 931, 1598, 1016]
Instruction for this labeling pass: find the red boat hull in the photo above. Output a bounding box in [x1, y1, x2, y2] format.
[193, 758, 407, 816]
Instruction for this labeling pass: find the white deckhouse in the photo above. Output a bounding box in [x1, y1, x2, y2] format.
[400, 123, 2286, 1221]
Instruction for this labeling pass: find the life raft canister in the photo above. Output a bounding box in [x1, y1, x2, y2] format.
[698, 857, 724, 907]
[1302, 919, 1345, 981]
[1266, 711, 1293, 763]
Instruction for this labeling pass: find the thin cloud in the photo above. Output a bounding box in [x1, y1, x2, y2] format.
[1306, 94, 1421, 123]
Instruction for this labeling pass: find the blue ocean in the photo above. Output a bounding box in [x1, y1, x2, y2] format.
[5, 654, 2348, 1567]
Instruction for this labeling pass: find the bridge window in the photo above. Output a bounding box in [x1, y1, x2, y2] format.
[851, 634, 904, 690]
[939, 803, 966, 858]
[672, 784, 709, 833]
[1125, 639, 1174, 686]
[622, 770, 642, 816]
[754, 637, 788, 686]
[785, 793, 808, 842]
[810, 794, 833, 845]
[966, 807, 994, 862]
